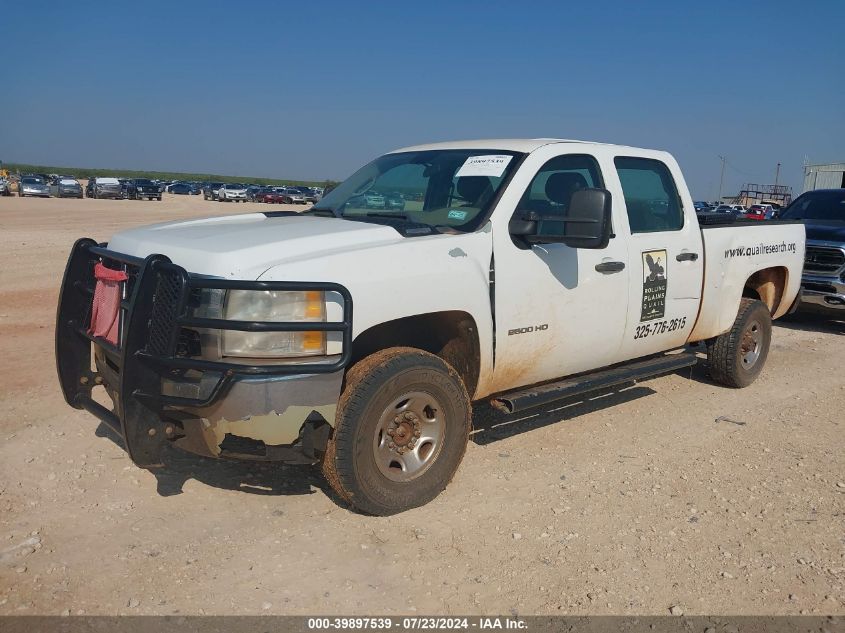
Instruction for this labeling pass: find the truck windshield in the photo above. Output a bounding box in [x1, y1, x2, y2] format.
[312, 149, 523, 232]
[781, 190, 845, 221]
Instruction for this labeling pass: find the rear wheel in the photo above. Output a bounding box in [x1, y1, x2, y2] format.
[707, 298, 772, 388]
[322, 347, 471, 515]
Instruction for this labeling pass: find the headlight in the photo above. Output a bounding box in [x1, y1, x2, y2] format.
[222, 290, 326, 357]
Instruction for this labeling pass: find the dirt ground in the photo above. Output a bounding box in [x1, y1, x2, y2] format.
[0, 193, 843, 617]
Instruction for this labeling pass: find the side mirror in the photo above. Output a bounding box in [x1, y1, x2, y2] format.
[510, 188, 613, 249]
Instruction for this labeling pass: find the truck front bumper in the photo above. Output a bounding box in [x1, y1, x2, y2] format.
[800, 273, 845, 312]
[55, 239, 353, 468]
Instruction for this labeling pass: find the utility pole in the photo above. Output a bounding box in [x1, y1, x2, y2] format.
[774, 162, 781, 188]
[718, 155, 726, 201]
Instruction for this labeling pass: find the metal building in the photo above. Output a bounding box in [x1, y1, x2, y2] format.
[803, 162, 845, 192]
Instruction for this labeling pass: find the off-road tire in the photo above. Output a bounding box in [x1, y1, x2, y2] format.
[321, 347, 471, 515]
[707, 298, 772, 388]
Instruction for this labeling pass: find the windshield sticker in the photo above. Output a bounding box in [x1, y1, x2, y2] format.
[447, 209, 468, 220]
[641, 249, 667, 322]
[455, 154, 513, 178]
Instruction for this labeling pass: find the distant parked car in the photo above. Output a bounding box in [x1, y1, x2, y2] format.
[259, 190, 289, 204]
[693, 201, 710, 212]
[85, 177, 123, 199]
[247, 186, 272, 202]
[169, 182, 197, 195]
[275, 187, 308, 204]
[125, 178, 162, 200]
[762, 203, 781, 219]
[362, 191, 387, 208]
[713, 204, 735, 213]
[217, 183, 248, 202]
[745, 204, 774, 221]
[203, 182, 225, 200]
[118, 178, 132, 198]
[385, 192, 405, 211]
[0, 178, 10, 196]
[294, 186, 320, 203]
[49, 177, 84, 198]
[19, 176, 51, 198]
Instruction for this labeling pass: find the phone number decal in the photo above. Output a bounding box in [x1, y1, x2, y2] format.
[634, 316, 687, 340]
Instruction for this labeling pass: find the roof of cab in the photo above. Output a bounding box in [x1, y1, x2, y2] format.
[388, 138, 660, 154]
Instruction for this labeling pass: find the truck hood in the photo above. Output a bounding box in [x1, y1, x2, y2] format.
[107, 213, 410, 278]
[803, 220, 845, 243]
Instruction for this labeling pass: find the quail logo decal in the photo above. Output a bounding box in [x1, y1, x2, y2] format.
[641, 249, 667, 321]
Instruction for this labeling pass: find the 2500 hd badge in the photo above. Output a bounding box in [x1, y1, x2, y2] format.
[508, 324, 549, 336]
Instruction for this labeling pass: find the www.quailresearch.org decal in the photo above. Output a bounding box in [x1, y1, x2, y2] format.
[641, 249, 667, 321]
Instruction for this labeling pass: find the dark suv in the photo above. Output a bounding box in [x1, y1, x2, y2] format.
[125, 178, 163, 201]
[203, 182, 225, 200]
[781, 189, 845, 314]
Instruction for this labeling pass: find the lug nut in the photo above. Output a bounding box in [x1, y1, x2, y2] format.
[388, 442, 396, 449]
[147, 428, 156, 437]
[414, 430, 421, 437]
[79, 376, 89, 385]
[94, 376, 103, 385]
[387, 429, 395, 436]
[404, 412, 415, 421]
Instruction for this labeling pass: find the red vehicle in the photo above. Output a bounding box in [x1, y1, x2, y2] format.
[744, 204, 770, 220]
[259, 191, 288, 204]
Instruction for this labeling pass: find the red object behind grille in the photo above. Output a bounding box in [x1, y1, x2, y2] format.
[88, 263, 128, 345]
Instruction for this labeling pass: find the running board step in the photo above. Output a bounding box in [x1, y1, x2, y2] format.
[489, 352, 697, 414]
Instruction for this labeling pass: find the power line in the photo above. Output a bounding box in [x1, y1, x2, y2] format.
[721, 157, 764, 182]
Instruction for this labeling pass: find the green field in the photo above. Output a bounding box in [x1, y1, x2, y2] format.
[2, 162, 336, 188]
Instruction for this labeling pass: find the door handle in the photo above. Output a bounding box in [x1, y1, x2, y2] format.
[676, 252, 699, 262]
[595, 261, 626, 274]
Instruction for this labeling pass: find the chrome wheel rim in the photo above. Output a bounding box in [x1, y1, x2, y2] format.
[373, 391, 446, 482]
[741, 319, 762, 368]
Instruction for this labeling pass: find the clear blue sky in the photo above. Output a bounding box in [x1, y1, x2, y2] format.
[2, 0, 843, 198]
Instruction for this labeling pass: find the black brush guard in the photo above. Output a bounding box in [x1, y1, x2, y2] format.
[55, 238, 353, 468]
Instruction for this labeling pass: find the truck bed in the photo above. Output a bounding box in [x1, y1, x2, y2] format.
[689, 220, 805, 342]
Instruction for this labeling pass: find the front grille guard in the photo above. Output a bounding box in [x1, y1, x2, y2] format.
[55, 238, 353, 467]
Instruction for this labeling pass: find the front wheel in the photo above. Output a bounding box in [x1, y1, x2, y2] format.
[322, 347, 471, 515]
[707, 298, 772, 388]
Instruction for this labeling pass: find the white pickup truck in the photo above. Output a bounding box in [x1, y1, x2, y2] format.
[56, 139, 805, 515]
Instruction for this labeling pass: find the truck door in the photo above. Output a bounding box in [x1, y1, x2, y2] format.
[488, 150, 630, 393]
[611, 156, 704, 360]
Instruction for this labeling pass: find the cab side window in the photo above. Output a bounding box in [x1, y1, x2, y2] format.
[614, 157, 683, 233]
[517, 154, 603, 216]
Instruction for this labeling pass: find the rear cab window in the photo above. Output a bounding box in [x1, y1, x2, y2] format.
[615, 157, 684, 233]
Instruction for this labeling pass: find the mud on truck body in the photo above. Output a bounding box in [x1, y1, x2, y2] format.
[56, 139, 806, 514]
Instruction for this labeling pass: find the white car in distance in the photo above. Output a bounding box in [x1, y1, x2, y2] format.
[217, 183, 248, 202]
